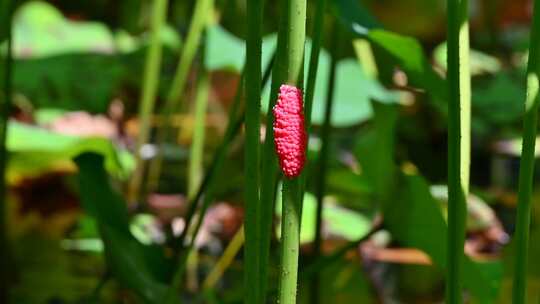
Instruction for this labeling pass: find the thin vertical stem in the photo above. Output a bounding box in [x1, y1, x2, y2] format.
[303, 0, 327, 131]
[165, 49, 275, 303]
[188, 69, 210, 199]
[202, 225, 245, 290]
[353, 39, 378, 79]
[513, 1, 540, 302]
[311, 19, 339, 304]
[278, 0, 307, 303]
[182, 66, 210, 294]
[446, 0, 470, 302]
[0, 1, 14, 301]
[147, 0, 214, 192]
[167, 0, 213, 104]
[279, 178, 302, 304]
[165, 111, 243, 303]
[459, 0, 471, 195]
[258, 16, 289, 304]
[259, 0, 307, 301]
[298, 0, 328, 300]
[303, 8, 328, 298]
[176, 55, 274, 253]
[127, 0, 168, 203]
[244, 0, 263, 303]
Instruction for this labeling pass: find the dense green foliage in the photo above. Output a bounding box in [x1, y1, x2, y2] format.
[1, 0, 540, 303]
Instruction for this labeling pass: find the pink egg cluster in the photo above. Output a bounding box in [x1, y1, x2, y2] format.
[273, 84, 307, 178]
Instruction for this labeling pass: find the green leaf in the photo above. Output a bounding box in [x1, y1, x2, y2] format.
[0, 0, 10, 42]
[327, 169, 372, 196]
[433, 42, 502, 75]
[391, 174, 500, 303]
[7, 121, 133, 178]
[100, 225, 169, 303]
[354, 102, 499, 302]
[368, 30, 448, 112]
[430, 185, 507, 231]
[331, 0, 380, 34]
[299, 259, 375, 303]
[33, 108, 68, 125]
[114, 25, 182, 54]
[472, 73, 525, 125]
[205, 25, 244, 71]
[11, 236, 115, 303]
[3, 3, 180, 114]
[9, 48, 179, 112]
[310, 57, 398, 126]
[9, 1, 115, 58]
[75, 153, 130, 231]
[204, 24, 397, 127]
[332, 0, 448, 114]
[76, 154, 169, 303]
[355, 101, 398, 197]
[13, 53, 126, 112]
[204, 25, 275, 72]
[263, 43, 398, 127]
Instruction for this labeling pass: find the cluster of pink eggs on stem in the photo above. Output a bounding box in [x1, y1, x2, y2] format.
[272, 84, 307, 179]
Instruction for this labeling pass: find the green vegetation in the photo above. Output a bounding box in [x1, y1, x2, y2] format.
[1, 0, 540, 303]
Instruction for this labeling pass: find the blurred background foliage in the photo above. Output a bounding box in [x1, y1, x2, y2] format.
[1, 0, 540, 303]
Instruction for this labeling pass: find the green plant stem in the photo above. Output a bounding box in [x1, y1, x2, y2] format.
[0, 1, 14, 301]
[244, 0, 263, 301]
[147, 0, 214, 192]
[89, 271, 111, 302]
[167, 121, 241, 300]
[302, 9, 328, 299]
[258, 0, 306, 300]
[176, 55, 274, 252]
[513, 1, 540, 302]
[258, 29, 287, 304]
[168, 0, 212, 104]
[353, 39, 378, 78]
[202, 225, 245, 290]
[166, 59, 274, 300]
[446, 0, 470, 302]
[311, 20, 338, 304]
[303, 0, 327, 130]
[178, 67, 210, 294]
[279, 178, 302, 304]
[188, 69, 210, 199]
[175, 73, 244, 250]
[263, 224, 382, 300]
[297, 0, 328, 300]
[127, 0, 168, 203]
[277, 0, 307, 303]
